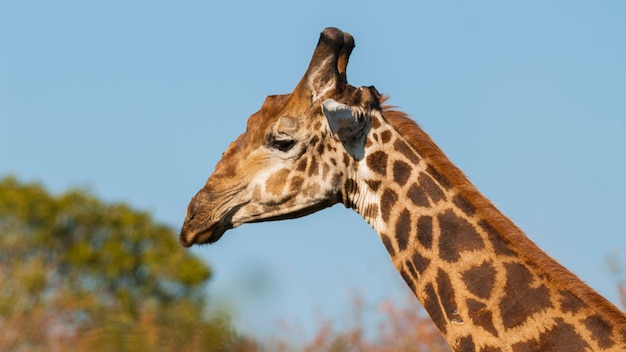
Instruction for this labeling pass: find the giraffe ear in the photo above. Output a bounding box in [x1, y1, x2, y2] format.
[322, 98, 370, 160]
[322, 99, 354, 134]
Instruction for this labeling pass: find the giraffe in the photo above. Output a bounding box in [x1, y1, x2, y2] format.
[179, 28, 626, 351]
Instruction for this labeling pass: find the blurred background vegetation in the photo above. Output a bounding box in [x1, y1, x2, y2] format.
[0, 176, 252, 351]
[1, 175, 623, 351]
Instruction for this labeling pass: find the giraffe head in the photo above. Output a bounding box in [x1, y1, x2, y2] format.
[180, 28, 381, 246]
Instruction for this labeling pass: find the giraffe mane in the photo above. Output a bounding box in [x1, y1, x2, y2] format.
[380, 99, 626, 327]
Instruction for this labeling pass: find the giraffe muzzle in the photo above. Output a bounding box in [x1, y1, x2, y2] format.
[179, 190, 237, 247]
[179, 204, 235, 246]
[179, 220, 230, 247]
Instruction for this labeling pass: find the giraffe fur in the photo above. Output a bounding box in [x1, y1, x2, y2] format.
[179, 27, 626, 351]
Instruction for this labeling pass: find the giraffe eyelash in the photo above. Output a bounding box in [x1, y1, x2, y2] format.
[267, 134, 296, 152]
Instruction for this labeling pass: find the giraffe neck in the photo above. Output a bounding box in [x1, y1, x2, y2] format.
[344, 110, 626, 351]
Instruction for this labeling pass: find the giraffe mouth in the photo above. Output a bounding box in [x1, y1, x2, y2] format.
[179, 199, 336, 247]
[179, 187, 244, 247]
[248, 200, 336, 223]
[179, 220, 233, 247]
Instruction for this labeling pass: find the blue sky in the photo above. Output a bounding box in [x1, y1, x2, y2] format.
[1, 0, 625, 339]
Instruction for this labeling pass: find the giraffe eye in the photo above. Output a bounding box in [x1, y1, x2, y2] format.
[269, 137, 296, 152]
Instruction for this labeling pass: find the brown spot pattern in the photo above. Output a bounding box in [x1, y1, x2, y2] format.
[395, 208, 412, 251]
[416, 216, 433, 249]
[342, 152, 350, 166]
[511, 318, 589, 352]
[405, 260, 419, 281]
[426, 164, 451, 189]
[418, 173, 445, 202]
[411, 251, 430, 275]
[407, 183, 430, 207]
[467, 298, 499, 337]
[297, 158, 308, 172]
[289, 176, 304, 192]
[380, 130, 392, 143]
[367, 151, 388, 176]
[457, 336, 476, 351]
[365, 179, 381, 192]
[392, 160, 412, 186]
[480, 347, 502, 352]
[436, 269, 458, 322]
[424, 282, 448, 334]
[316, 141, 325, 154]
[438, 210, 485, 263]
[380, 188, 398, 223]
[400, 269, 416, 291]
[371, 116, 381, 129]
[381, 233, 395, 257]
[393, 139, 420, 163]
[478, 220, 517, 257]
[582, 314, 615, 349]
[308, 157, 319, 176]
[453, 194, 475, 216]
[462, 261, 497, 300]
[499, 262, 553, 330]
[558, 290, 587, 314]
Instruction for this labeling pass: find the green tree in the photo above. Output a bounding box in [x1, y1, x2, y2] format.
[0, 176, 245, 351]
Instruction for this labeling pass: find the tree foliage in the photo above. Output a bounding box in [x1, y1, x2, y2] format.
[0, 176, 243, 351]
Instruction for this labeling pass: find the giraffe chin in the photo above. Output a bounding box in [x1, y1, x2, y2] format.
[179, 222, 232, 247]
